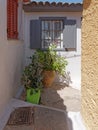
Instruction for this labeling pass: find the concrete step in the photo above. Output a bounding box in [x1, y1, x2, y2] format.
[0, 98, 86, 130]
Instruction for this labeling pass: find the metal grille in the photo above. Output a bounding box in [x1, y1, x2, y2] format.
[41, 19, 63, 49]
[7, 107, 34, 126]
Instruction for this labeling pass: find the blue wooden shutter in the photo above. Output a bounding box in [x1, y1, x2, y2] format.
[30, 20, 41, 49]
[63, 19, 76, 50]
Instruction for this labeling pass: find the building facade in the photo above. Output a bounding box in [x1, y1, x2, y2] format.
[23, 1, 82, 89]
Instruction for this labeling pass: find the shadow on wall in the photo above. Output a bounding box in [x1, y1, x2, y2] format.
[83, 0, 91, 9]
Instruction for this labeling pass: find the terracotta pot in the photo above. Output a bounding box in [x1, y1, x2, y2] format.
[42, 70, 56, 87]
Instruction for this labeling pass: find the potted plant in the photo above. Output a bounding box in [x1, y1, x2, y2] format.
[21, 52, 43, 104]
[36, 44, 68, 87]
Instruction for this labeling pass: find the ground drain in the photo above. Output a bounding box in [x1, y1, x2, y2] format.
[7, 107, 34, 126]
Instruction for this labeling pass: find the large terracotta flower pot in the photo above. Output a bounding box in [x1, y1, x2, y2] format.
[42, 70, 56, 87]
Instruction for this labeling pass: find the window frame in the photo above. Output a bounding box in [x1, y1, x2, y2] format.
[30, 17, 77, 51]
[39, 17, 66, 51]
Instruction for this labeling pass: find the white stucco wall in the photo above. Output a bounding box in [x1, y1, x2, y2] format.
[23, 12, 82, 89]
[0, 0, 24, 116]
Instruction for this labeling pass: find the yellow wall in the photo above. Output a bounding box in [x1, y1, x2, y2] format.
[82, 0, 98, 130]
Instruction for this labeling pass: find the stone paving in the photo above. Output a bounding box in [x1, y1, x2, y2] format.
[41, 82, 81, 112]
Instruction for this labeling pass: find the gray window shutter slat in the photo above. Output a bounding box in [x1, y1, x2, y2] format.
[63, 19, 76, 50]
[30, 20, 41, 49]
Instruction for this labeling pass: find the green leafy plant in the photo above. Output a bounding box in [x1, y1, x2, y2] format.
[22, 44, 68, 89]
[36, 44, 68, 76]
[21, 52, 43, 90]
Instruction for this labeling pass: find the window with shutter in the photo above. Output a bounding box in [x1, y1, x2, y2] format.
[41, 20, 64, 49]
[30, 17, 76, 51]
[7, 0, 18, 39]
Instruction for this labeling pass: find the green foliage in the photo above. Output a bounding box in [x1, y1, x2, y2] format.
[36, 44, 68, 76]
[21, 52, 43, 89]
[22, 44, 68, 89]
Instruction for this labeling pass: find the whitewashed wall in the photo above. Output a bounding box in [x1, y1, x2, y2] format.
[0, 0, 24, 116]
[23, 12, 82, 89]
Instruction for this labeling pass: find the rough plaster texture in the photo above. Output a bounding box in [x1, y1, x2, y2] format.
[82, 0, 98, 130]
[0, 0, 24, 116]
